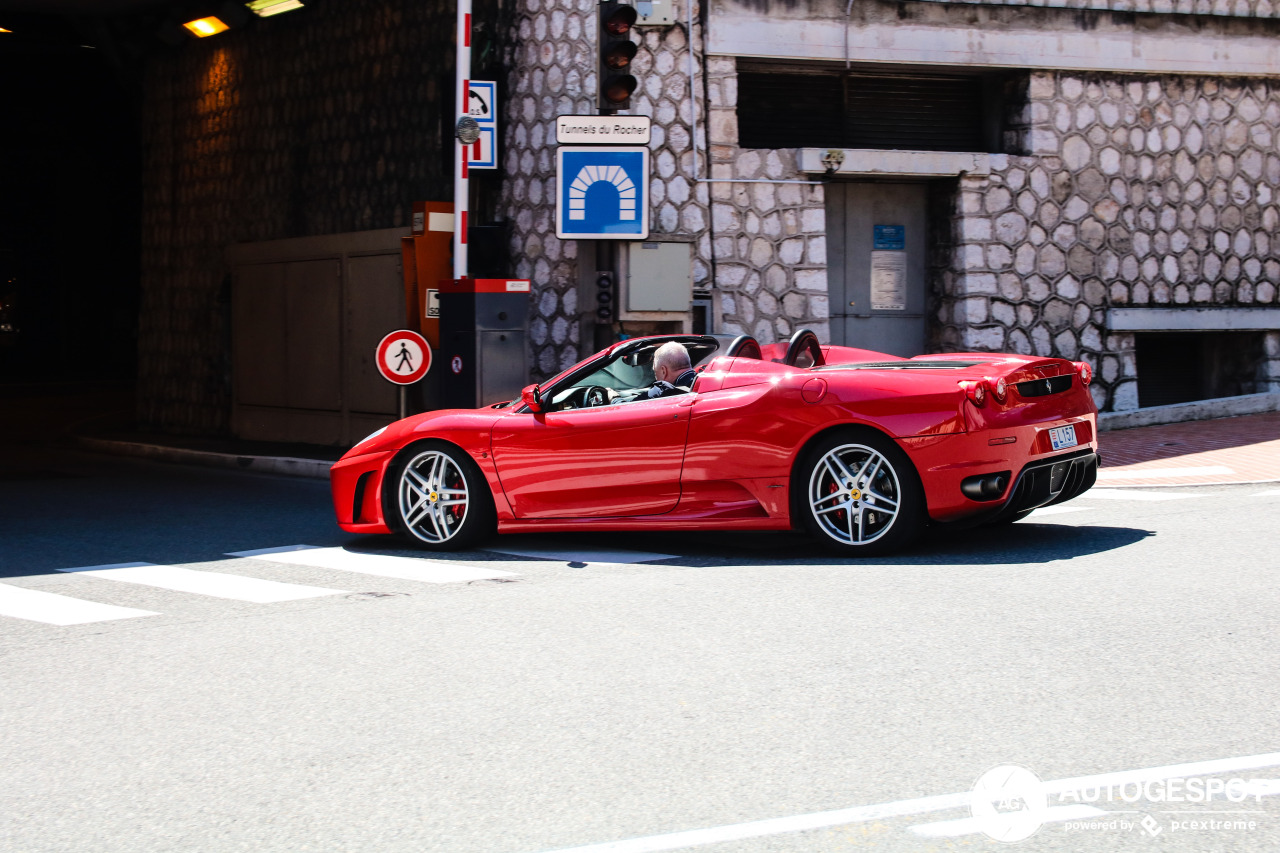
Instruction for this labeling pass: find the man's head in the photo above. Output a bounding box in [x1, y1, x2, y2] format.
[652, 341, 692, 383]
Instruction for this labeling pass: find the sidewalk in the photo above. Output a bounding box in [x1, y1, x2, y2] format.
[1097, 411, 1280, 487]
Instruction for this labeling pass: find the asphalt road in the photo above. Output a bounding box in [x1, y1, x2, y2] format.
[2, 449, 1278, 852]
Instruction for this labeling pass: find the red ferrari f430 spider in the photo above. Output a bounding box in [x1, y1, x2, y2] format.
[330, 331, 1099, 555]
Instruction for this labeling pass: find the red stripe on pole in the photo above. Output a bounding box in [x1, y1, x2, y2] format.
[464, 14, 471, 46]
[462, 147, 469, 179]
[460, 211, 468, 243]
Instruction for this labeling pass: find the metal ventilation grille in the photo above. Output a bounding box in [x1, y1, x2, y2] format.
[1015, 375, 1074, 397]
[737, 70, 988, 152]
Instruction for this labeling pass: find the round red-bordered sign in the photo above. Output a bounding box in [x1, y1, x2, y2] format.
[376, 330, 432, 385]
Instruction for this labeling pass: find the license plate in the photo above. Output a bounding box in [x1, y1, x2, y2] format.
[1048, 424, 1078, 451]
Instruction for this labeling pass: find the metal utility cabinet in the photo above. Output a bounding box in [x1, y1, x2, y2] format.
[438, 277, 532, 409]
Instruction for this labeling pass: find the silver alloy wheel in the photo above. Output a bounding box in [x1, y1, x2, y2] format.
[808, 442, 902, 546]
[398, 449, 470, 544]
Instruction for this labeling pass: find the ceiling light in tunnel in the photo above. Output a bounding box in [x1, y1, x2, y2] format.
[246, 0, 305, 16]
[183, 16, 230, 37]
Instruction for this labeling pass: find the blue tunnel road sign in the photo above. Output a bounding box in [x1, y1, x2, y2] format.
[556, 146, 650, 239]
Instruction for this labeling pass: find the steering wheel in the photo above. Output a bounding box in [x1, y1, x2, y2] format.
[582, 385, 611, 407]
[726, 334, 763, 359]
[783, 328, 824, 368]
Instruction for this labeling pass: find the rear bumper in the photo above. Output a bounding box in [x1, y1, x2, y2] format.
[901, 413, 1097, 522]
[990, 448, 1098, 521]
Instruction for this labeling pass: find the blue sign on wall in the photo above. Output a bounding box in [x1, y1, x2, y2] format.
[873, 224, 905, 251]
[555, 146, 650, 239]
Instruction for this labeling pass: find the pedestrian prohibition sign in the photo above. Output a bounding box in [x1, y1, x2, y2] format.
[376, 330, 432, 385]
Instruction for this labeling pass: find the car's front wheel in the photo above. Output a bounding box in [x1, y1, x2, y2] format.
[797, 430, 925, 555]
[384, 441, 495, 550]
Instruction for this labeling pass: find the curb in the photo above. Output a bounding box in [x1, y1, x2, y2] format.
[76, 436, 333, 480]
[1098, 392, 1280, 432]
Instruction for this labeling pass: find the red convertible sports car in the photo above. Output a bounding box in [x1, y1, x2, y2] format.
[330, 330, 1099, 556]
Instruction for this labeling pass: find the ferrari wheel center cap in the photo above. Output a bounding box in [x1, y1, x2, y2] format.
[429, 491, 439, 503]
[849, 488, 861, 500]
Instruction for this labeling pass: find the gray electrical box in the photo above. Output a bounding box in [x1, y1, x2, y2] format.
[633, 0, 677, 26]
[624, 240, 692, 316]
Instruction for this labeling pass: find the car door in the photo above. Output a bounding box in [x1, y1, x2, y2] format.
[490, 394, 694, 518]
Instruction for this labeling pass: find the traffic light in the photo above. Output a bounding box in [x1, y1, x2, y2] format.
[595, 272, 616, 322]
[598, 1, 637, 113]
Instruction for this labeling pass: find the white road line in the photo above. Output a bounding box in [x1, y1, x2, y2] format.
[909, 804, 1107, 838]
[1028, 505, 1092, 517]
[484, 540, 676, 566]
[1097, 465, 1234, 480]
[1083, 489, 1204, 501]
[228, 546, 518, 583]
[57, 562, 345, 603]
[526, 752, 1280, 853]
[0, 583, 159, 625]
[1252, 488, 1280, 497]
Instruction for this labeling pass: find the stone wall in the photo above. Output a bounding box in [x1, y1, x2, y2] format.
[502, 0, 711, 378]
[914, 0, 1280, 18]
[501, 8, 840, 377]
[936, 71, 1280, 410]
[138, 0, 455, 434]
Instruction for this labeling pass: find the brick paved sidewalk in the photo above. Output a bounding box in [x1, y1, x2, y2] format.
[1098, 411, 1280, 486]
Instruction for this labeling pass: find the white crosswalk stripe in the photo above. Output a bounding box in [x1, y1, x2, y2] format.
[57, 562, 347, 602]
[0, 583, 158, 626]
[1096, 465, 1234, 480]
[909, 804, 1107, 838]
[1083, 489, 1204, 501]
[1028, 505, 1092, 517]
[228, 545, 519, 583]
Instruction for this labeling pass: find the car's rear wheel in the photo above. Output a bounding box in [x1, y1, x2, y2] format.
[798, 430, 925, 555]
[384, 441, 495, 550]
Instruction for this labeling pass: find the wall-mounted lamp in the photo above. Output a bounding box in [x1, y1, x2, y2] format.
[246, 0, 305, 17]
[820, 148, 846, 175]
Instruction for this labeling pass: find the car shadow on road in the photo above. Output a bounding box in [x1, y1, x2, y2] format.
[337, 520, 1153, 569]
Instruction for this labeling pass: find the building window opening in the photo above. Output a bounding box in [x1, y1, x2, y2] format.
[1135, 332, 1268, 408]
[736, 63, 1015, 153]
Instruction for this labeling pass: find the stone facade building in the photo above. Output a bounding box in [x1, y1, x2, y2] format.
[502, 0, 1280, 414]
[131, 0, 1280, 437]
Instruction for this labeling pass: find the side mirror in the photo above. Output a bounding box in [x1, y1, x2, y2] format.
[520, 384, 544, 413]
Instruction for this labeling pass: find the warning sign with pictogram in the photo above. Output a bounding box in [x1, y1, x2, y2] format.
[376, 330, 432, 385]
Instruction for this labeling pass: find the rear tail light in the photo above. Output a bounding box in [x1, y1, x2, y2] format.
[985, 375, 1008, 404]
[1073, 361, 1093, 386]
[959, 380, 986, 407]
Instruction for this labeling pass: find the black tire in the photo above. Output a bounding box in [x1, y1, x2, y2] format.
[795, 428, 925, 556]
[383, 441, 496, 550]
